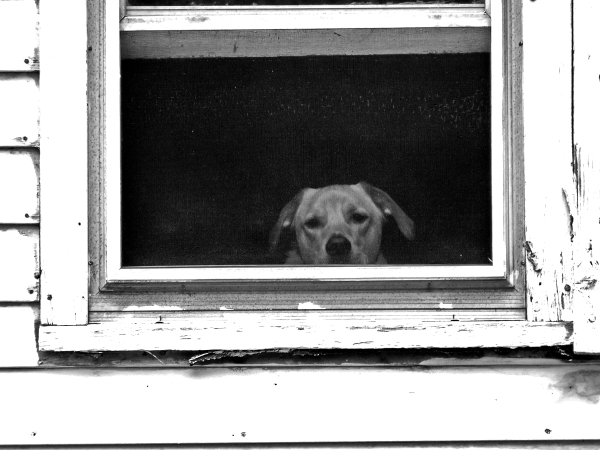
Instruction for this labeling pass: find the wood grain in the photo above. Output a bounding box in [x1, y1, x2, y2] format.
[522, 0, 573, 322]
[121, 28, 491, 59]
[572, 1, 600, 354]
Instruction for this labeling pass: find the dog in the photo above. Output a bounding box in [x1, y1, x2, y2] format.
[270, 182, 415, 264]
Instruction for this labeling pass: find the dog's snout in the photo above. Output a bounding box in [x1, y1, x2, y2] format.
[325, 235, 352, 257]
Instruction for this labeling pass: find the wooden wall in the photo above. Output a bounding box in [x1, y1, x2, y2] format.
[1, 0, 600, 447]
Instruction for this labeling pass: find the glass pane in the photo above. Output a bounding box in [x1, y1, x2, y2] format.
[121, 54, 491, 266]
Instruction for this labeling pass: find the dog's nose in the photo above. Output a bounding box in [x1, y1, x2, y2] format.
[325, 235, 352, 257]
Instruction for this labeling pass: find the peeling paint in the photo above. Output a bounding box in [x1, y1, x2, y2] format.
[439, 302, 453, 309]
[123, 305, 183, 311]
[575, 276, 598, 290]
[219, 306, 234, 311]
[298, 302, 325, 310]
[525, 241, 542, 273]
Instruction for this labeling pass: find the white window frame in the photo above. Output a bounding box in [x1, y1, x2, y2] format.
[39, 0, 575, 352]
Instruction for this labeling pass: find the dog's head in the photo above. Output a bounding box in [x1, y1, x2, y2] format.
[270, 182, 415, 264]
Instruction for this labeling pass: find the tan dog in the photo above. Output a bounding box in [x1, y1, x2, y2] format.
[270, 182, 415, 264]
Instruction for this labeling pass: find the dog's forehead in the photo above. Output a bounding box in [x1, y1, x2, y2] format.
[298, 185, 378, 215]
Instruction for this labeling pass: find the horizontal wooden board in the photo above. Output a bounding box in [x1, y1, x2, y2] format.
[91, 287, 525, 311]
[2, 365, 600, 444]
[0, 0, 39, 71]
[0, 226, 39, 301]
[0, 73, 39, 147]
[91, 309, 525, 323]
[0, 304, 39, 367]
[121, 28, 491, 59]
[0, 150, 39, 224]
[39, 320, 571, 351]
[122, 6, 490, 31]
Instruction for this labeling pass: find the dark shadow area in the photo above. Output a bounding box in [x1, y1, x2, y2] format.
[121, 54, 491, 266]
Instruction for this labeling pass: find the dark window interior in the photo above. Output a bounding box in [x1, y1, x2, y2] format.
[129, 1, 483, 6]
[121, 54, 491, 266]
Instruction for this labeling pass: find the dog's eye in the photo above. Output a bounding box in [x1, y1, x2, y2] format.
[351, 213, 369, 224]
[304, 218, 322, 229]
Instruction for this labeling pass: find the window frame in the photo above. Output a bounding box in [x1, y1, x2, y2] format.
[39, 0, 574, 352]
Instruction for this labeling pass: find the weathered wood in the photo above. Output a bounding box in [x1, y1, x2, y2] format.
[91, 309, 525, 323]
[90, 290, 525, 311]
[2, 365, 600, 444]
[522, 0, 573, 322]
[0, 0, 39, 71]
[38, 320, 572, 352]
[0, 73, 39, 147]
[572, 2, 600, 354]
[121, 28, 491, 59]
[0, 304, 39, 367]
[0, 227, 39, 302]
[39, 0, 88, 325]
[0, 150, 39, 224]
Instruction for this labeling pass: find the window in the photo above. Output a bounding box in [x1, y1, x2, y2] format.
[39, 0, 574, 351]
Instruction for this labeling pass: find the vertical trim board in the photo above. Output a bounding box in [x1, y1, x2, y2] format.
[39, 1, 89, 325]
[522, 0, 573, 322]
[572, 2, 600, 354]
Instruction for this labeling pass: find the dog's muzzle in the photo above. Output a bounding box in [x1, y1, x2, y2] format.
[325, 235, 352, 262]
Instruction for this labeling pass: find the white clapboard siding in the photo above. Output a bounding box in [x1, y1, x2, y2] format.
[0, 304, 39, 367]
[522, 0, 573, 321]
[2, 366, 600, 445]
[0, 0, 39, 71]
[573, 2, 600, 354]
[0, 73, 39, 147]
[0, 227, 39, 301]
[0, 150, 39, 223]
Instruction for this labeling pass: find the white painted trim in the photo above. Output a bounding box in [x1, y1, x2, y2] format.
[485, 0, 491, 17]
[39, 1, 89, 325]
[572, 1, 600, 354]
[107, 0, 506, 290]
[122, 5, 490, 31]
[105, 0, 122, 287]
[39, 320, 572, 352]
[106, 265, 507, 285]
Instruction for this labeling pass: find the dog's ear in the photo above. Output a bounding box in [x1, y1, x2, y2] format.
[269, 189, 309, 252]
[358, 181, 415, 241]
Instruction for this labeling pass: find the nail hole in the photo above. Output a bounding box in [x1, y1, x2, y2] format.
[22, 136, 28, 142]
[24, 59, 30, 64]
[47, 294, 52, 301]
[78, 222, 81, 226]
[28, 289, 34, 294]
[25, 213, 30, 218]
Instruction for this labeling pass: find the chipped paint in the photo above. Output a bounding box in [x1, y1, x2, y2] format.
[220, 306, 234, 311]
[438, 302, 453, 309]
[525, 241, 542, 273]
[298, 302, 325, 310]
[123, 305, 183, 311]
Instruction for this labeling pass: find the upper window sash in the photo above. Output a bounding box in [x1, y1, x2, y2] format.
[120, 4, 490, 31]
